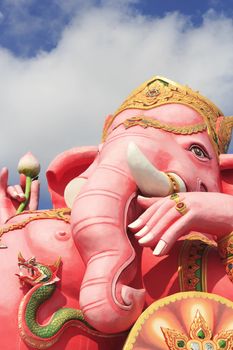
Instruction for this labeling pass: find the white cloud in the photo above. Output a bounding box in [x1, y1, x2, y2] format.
[0, 4, 233, 206]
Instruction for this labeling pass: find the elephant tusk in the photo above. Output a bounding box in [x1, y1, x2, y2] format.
[127, 142, 186, 197]
[64, 177, 87, 208]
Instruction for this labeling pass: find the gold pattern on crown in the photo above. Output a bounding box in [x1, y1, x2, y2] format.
[162, 310, 233, 350]
[112, 116, 207, 135]
[218, 117, 233, 153]
[102, 76, 233, 154]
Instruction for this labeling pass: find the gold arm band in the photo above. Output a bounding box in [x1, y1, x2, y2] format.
[218, 232, 233, 261]
[166, 173, 180, 193]
[218, 232, 233, 283]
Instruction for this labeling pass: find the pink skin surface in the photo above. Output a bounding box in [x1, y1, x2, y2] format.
[1, 103, 233, 348]
[70, 104, 231, 334]
[0, 169, 126, 350]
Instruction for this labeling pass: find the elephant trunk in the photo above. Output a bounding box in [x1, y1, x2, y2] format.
[71, 157, 145, 333]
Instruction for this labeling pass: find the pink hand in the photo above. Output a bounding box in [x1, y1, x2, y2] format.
[0, 168, 40, 224]
[128, 192, 233, 257]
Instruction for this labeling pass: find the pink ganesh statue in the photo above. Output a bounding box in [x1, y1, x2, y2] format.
[1, 76, 233, 350]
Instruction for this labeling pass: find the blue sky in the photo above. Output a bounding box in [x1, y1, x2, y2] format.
[0, 0, 233, 57]
[0, 0, 233, 208]
[136, 0, 233, 20]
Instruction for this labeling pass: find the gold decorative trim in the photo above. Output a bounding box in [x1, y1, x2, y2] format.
[0, 208, 71, 241]
[123, 292, 233, 350]
[178, 239, 210, 292]
[102, 114, 115, 143]
[218, 232, 233, 261]
[202, 245, 211, 292]
[162, 309, 233, 350]
[218, 232, 233, 283]
[166, 173, 180, 193]
[225, 258, 233, 283]
[186, 232, 217, 246]
[112, 116, 207, 135]
[218, 116, 233, 153]
[102, 76, 233, 155]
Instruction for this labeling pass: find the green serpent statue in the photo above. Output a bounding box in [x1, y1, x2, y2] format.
[17, 253, 91, 349]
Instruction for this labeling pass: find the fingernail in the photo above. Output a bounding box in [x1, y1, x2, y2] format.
[153, 240, 167, 255]
[0, 243, 7, 249]
[128, 218, 142, 229]
[138, 232, 154, 244]
[135, 225, 148, 237]
[137, 195, 146, 200]
[19, 193, 25, 198]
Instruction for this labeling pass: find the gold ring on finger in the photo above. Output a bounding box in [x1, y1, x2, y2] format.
[175, 201, 188, 215]
[170, 193, 180, 204]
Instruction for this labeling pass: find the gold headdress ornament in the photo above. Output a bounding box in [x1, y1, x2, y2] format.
[162, 309, 233, 350]
[102, 76, 233, 154]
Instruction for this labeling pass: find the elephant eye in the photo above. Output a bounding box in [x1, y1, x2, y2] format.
[189, 145, 210, 160]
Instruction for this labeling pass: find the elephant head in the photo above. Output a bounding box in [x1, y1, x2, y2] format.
[47, 76, 233, 334]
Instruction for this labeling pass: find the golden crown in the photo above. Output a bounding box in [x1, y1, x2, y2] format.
[102, 76, 233, 154]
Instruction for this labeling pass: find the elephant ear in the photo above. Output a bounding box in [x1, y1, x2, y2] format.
[46, 146, 98, 208]
[219, 154, 233, 195]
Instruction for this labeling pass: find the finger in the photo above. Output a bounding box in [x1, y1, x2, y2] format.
[14, 185, 26, 199]
[7, 185, 20, 199]
[28, 180, 40, 210]
[137, 203, 179, 245]
[128, 197, 166, 231]
[7, 185, 25, 201]
[135, 198, 175, 239]
[153, 211, 192, 256]
[137, 195, 163, 210]
[0, 167, 8, 194]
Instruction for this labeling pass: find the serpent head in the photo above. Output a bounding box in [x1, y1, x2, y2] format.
[17, 252, 61, 286]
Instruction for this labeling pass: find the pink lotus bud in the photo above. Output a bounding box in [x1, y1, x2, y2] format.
[17, 152, 40, 178]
